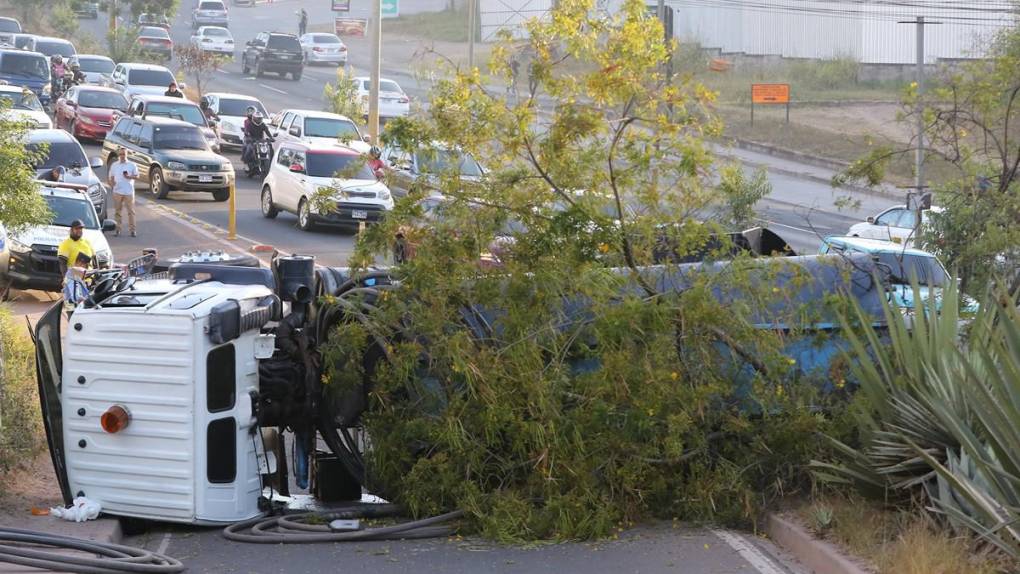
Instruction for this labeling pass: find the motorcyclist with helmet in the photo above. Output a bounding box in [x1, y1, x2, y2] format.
[367, 146, 385, 180]
[242, 111, 274, 176]
[50, 55, 66, 97]
[69, 61, 86, 85]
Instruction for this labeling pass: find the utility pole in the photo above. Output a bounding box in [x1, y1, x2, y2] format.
[109, 0, 118, 35]
[468, 0, 476, 69]
[369, 0, 382, 142]
[898, 16, 939, 236]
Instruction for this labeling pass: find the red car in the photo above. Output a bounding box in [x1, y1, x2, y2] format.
[54, 86, 129, 142]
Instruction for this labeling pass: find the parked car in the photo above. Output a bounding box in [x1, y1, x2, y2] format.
[273, 109, 369, 152]
[0, 17, 22, 47]
[0, 182, 115, 299]
[54, 85, 128, 141]
[117, 94, 220, 152]
[136, 26, 173, 61]
[298, 33, 347, 66]
[353, 76, 409, 120]
[200, 91, 267, 149]
[0, 49, 50, 105]
[70, 54, 115, 84]
[381, 143, 484, 197]
[261, 142, 393, 231]
[26, 36, 76, 59]
[190, 26, 234, 55]
[241, 32, 303, 80]
[138, 13, 172, 29]
[0, 84, 52, 128]
[27, 129, 108, 218]
[102, 116, 234, 201]
[847, 205, 944, 247]
[105, 62, 177, 99]
[71, 1, 100, 18]
[192, 0, 229, 29]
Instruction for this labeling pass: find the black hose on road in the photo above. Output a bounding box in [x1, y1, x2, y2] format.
[0, 526, 185, 574]
[222, 503, 464, 544]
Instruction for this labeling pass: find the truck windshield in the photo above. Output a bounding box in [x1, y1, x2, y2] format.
[43, 194, 99, 229]
[0, 53, 49, 80]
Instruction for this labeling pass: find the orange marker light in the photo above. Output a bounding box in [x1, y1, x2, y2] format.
[100, 405, 130, 434]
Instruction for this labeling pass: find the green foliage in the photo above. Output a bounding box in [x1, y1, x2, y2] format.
[813, 281, 1020, 560]
[51, 1, 79, 39]
[319, 0, 851, 540]
[0, 308, 45, 473]
[174, 43, 226, 99]
[124, 0, 179, 18]
[717, 164, 771, 228]
[322, 68, 366, 124]
[786, 56, 860, 91]
[106, 25, 144, 65]
[0, 107, 51, 235]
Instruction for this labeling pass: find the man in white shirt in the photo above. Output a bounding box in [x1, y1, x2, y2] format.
[107, 147, 140, 237]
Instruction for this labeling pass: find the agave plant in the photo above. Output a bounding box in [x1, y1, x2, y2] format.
[811, 279, 1020, 560]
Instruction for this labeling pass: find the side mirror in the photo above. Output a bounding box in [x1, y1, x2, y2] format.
[289, 163, 304, 173]
[102, 219, 117, 232]
[362, 134, 371, 142]
[289, 126, 300, 137]
[89, 156, 103, 169]
[867, 216, 876, 224]
[178, 81, 187, 90]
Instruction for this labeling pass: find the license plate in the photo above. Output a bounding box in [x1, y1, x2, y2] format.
[351, 209, 367, 220]
[199, 174, 212, 182]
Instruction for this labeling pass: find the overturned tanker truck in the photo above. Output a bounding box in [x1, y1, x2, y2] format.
[33, 249, 889, 525]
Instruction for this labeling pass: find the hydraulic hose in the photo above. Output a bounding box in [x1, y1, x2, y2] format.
[222, 503, 464, 544]
[0, 526, 185, 574]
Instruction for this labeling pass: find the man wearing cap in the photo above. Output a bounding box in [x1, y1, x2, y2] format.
[107, 147, 139, 237]
[57, 219, 94, 277]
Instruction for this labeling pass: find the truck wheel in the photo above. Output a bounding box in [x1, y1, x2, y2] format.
[212, 188, 230, 202]
[261, 185, 278, 218]
[150, 167, 169, 199]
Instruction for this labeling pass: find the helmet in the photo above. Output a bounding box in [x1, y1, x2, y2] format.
[199, 100, 209, 109]
[71, 62, 80, 70]
[246, 105, 256, 116]
[53, 55, 63, 63]
[369, 146, 381, 158]
[252, 112, 264, 123]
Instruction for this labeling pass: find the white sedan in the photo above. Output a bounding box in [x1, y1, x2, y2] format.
[847, 205, 943, 247]
[299, 33, 347, 66]
[190, 26, 235, 55]
[261, 142, 393, 232]
[353, 76, 409, 120]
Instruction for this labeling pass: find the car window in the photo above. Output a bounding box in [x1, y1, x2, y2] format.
[304, 117, 361, 140]
[306, 152, 374, 179]
[875, 209, 903, 226]
[267, 35, 300, 51]
[112, 117, 130, 137]
[218, 98, 266, 116]
[277, 147, 294, 166]
[199, 1, 225, 9]
[0, 52, 49, 80]
[126, 122, 142, 143]
[127, 68, 174, 86]
[378, 80, 402, 93]
[874, 253, 948, 287]
[28, 141, 88, 169]
[279, 112, 293, 130]
[146, 102, 205, 125]
[897, 210, 918, 229]
[204, 28, 230, 37]
[0, 19, 21, 34]
[140, 27, 169, 38]
[314, 35, 341, 44]
[43, 194, 100, 229]
[77, 57, 114, 74]
[139, 124, 154, 147]
[0, 89, 43, 111]
[80, 91, 127, 111]
[35, 40, 76, 58]
[153, 125, 207, 150]
[417, 149, 483, 176]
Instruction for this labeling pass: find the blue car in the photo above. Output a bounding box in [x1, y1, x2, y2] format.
[0, 49, 51, 105]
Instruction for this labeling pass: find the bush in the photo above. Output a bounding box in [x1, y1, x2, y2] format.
[0, 307, 44, 475]
[787, 56, 860, 91]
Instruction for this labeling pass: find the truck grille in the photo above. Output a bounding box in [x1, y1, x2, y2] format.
[31, 244, 61, 274]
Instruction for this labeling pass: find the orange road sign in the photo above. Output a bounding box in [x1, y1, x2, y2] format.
[751, 83, 790, 104]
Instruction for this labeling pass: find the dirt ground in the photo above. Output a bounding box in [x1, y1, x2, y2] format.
[0, 450, 64, 520]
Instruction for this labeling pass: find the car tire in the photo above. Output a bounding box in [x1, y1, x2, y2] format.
[255, 60, 264, 78]
[150, 166, 170, 199]
[297, 198, 315, 231]
[241, 55, 250, 75]
[212, 188, 230, 202]
[291, 69, 301, 81]
[261, 185, 278, 218]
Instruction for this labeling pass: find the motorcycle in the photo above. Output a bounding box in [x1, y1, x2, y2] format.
[245, 137, 274, 179]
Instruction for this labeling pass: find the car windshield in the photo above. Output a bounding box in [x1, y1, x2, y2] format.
[78, 90, 127, 110]
[44, 194, 99, 229]
[306, 153, 374, 179]
[199, 1, 224, 9]
[874, 253, 949, 288]
[127, 68, 173, 86]
[219, 98, 266, 116]
[27, 141, 87, 169]
[139, 27, 169, 38]
[267, 35, 300, 51]
[0, 19, 21, 34]
[147, 102, 205, 125]
[36, 41, 75, 58]
[313, 35, 341, 44]
[417, 149, 483, 176]
[0, 90, 42, 111]
[204, 28, 230, 37]
[154, 125, 207, 150]
[304, 117, 359, 139]
[0, 53, 49, 79]
[76, 57, 114, 74]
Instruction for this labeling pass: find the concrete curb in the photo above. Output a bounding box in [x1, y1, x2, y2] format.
[765, 513, 872, 574]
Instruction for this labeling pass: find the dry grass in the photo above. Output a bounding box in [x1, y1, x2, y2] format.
[797, 495, 1014, 574]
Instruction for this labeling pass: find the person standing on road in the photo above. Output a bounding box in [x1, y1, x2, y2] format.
[298, 8, 308, 36]
[108, 148, 140, 238]
[164, 82, 184, 98]
[57, 219, 93, 277]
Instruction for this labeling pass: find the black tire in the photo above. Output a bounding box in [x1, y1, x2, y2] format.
[291, 69, 301, 81]
[212, 188, 230, 202]
[119, 517, 149, 536]
[261, 185, 278, 218]
[255, 60, 264, 78]
[149, 166, 169, 199]
[241, 54, 250, 75]
[297, 198, 315, 231]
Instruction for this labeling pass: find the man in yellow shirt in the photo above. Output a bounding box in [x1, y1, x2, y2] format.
[57, 219, 94, 276]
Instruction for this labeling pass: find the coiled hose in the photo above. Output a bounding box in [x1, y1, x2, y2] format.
[222, 503, 464, 544]
[0, 526, 185, 574]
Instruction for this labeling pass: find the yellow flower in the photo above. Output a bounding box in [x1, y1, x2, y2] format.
[598, 243, 610, 253]
[670, 372, 679, 381]
[787, 358, 797, 365]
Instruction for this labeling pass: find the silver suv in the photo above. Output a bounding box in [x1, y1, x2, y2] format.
[27, 129, 108, 219]
[192, 0, 228, 29]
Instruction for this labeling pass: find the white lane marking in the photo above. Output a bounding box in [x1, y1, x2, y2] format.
[712, 529, 786, 574]
[755, 219, 817, 234]
[155, 532, 172, 556]
[259, 83, 288, 95]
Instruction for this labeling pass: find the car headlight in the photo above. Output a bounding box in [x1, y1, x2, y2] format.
[9, 237, 31, 253]
[378, 189, 391, 201]
[79, 114, 95, 125]
[87, 183, 104, 199]
[220, 163, 233, 172]
[167, 161, 186, 170]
